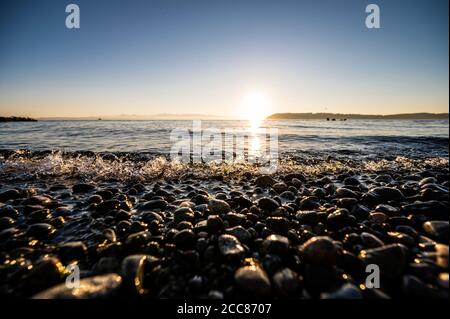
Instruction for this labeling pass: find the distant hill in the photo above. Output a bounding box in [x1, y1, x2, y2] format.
[266, 113, 449, 120]
[0, 116, 37, 122]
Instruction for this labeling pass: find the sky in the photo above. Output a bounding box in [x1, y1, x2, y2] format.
[0, 0, 448, 118]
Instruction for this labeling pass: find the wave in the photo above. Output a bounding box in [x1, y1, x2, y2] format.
[1, 149, 448, 184]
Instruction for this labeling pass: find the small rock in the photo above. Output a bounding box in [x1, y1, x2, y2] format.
[299, 236, 338, 265]
[0, 205, 19, 218]
[208, 199, 231, 214]
[368, 187, 405, 201]
[174, 229, 197, 250]
[336, 188, 359, 198]
[173, 207, 195, 223]
[262, 234, 289, 255]
[72, 183, 96, 193]
[225, 225, 251, 243]
[207, 215, 223, 233]
[296, 211, 319, 225]
[361, 232, 384, 248]
[218, 234, 245, 261]
[266, 217, 289, 234]
[438, 273, 449, 289]
[255, 175, 276, 188]
[423, 221, 449, 243]
[121, 254, 155, 296]
[142, 199, 168, 210]
[358, 243, 408, 278]
[0, 189, 22, 202]
[402, 200, 448, 219]
[125, 231, 152, 250]
[58, 241, 87, 262]
[298, 197, 320, 210]
[272, 268, 299, 296]
[257, 197, 279, 212]
[27, 223, 56, 239]
[272, 182, 288, 193]
[368, 212, 388, 224]
[235, 264, 271, 295]
[327, 209, 356, 230]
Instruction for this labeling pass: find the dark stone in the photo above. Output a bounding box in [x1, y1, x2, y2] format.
[0, 216, 15, 230]
[95, 200, 121, 213]
[360, 232, 384, 248]
[299, 236, 338, 265]
[0, 205, 19, 218]
[336, 188, 359, 199]
[208, 199, 231, 214]
[218, 234, 245, 261]
[327, 209, 356, 230]
[125, 231, 152, 251]
[72, 183, 96, 193]
[262, 234, 289, 255]
[368, 187, 405, 202]
[374, 204, 400, 216]
[266, 217, 289, 234]
[298, 197, 320, 210]
[296, 211, 319, 225]
[142, 199, 168, 210]
[272, 268, 300, 296]
[23, 195, 52, 206]
[173, 207, 195, 223]
[225, 225, 251, 243]
[58, 241, 87, 261]
[27, 223, 56, 239]
[174, 229, 197, 250]
[402, 200, 448, 220]
[255, 175, 276, 188]
[0, 189, 21, 202]
[423, 221, 449, 243]
[402, 275, 443, 298]
[257, 197, 279, 211]
[206, 215, 224, 233]
[121, 254, 155, 296]
[358, 243, 408, 278]
[141, 211, 164, 224]
[23, 256, 64, 295]
[235, 264, 271, 295]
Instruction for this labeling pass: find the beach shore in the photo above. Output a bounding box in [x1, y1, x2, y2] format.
[0, 152, 448, 298]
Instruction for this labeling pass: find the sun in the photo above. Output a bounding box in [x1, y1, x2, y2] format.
[240, 91, 271, 129]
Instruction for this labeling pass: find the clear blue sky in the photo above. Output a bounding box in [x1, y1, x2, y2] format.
[0, 0, 448, 117]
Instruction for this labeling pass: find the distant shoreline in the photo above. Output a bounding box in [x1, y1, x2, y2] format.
[1, 113, 449, 121]
[0, 116, 37, 122]
[267, 112, 449, 120]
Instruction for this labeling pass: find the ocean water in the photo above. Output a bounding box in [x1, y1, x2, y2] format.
[0, 119, 448, 158]
[0, 119, 448, 182]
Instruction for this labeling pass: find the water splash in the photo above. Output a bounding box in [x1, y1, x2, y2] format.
[1, 150, 448, 184]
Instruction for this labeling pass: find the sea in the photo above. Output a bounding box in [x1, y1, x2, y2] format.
[0, 119, 448, 156]
[0, 119, 448, 181]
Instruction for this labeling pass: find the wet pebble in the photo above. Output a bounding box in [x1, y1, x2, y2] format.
[299, 236, 338, 265]
[218, 234, 245, 261]
[235, 263, 271, 295]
